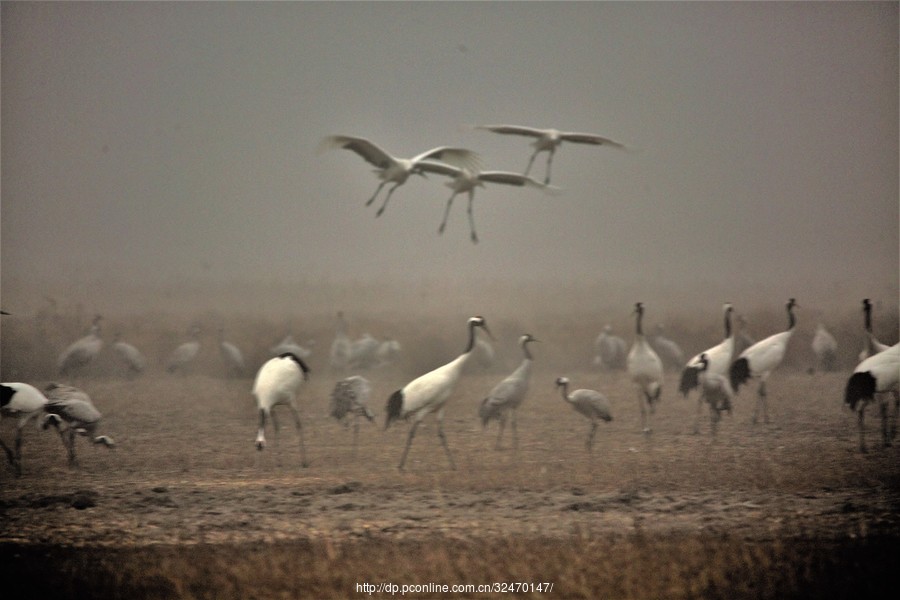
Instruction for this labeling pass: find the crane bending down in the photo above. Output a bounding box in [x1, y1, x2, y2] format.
[318, 135, 481, 218]
[252, 352, 311, 467]
[330, 375, 375, 456]
[385, 316, 492, 470]
[729, 298, 798, 424]
[845, 343, 899, 453]
[415, 161, 557, 243]
[555, 377, 613, 452]
[41, 383, 115, 466]
[627, 302, 664, 434]
[479, 334, 539, 450]
[474, 125, 624, 184]
[1, 383, 48, 476]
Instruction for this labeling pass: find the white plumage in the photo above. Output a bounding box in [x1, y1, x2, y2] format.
[1, 382, 49, 476]
[270, 334, 314, 359]
[474, 124, 624, 184]
[166, 326, 201, 375]
[252, 352, 311, 466]
[811, 323, 838, 372]
[479, 334, 538, 450]
[845, 343, 900, 453]
[329, 375, 374, 456]
[554, 376, 612, 451]
[593, 325, 627, 370]
[42, 383, 114, 466]
[729, 298, 798, 424]
[627, 302, 664, 434]
[330, 311, 352, 371]
[57, 315, 103, 376]
[384, 316, 492, 470]
[318, 134, 481, 217]
[650, 324, 685, 371]
[414, 162, 556, 243]
[679, 303, 735, 433]
[218, 327, 246, 377]
[112, 333, 146, 378]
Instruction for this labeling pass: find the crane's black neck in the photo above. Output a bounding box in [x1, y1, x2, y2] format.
[465, 321, 479, 354]
[863, 299, 873, 332]
[786, 299, 797, 330]
[634, 304, 645, 336]
[724, 306, 732, 339]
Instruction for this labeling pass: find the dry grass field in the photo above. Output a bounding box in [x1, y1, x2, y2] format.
[1, 284, 898, 599]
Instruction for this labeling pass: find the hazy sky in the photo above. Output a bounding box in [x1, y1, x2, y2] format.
[2, 2, 898, 298]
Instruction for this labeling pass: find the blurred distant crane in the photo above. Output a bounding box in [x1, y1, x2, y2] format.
[57, 315, 103, 377]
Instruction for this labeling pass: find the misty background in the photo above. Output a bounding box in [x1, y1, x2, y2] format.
[1, 1, 897, 322]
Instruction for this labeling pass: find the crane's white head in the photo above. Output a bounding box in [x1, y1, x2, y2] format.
[555, 376, 570, 388]
[520, 333, 539, 345]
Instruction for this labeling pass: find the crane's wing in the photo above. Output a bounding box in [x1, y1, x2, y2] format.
[410, 146, 481, 171]
[559, 132, 625, 148]
[474, 124, 546, 138]
[415, 160, 463, 178]
[478, 171, 564, 195]
[318, 135, 395, 170]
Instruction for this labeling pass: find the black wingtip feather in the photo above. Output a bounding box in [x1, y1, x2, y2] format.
[385, 390, 404, 430]
[729, 357, 751, 391]
[845, 372, 876, 410]
[679, 366, 699, 396]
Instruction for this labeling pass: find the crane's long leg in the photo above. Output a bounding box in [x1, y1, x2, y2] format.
[586, 421, 598, 452]
[375, 182, 403, 217]
[544, 148, 556, 185]
[494, 412, 506, 450]
[398, 420, 421, 471]
[0, 438, 16, 473]
[466, 190, 479, 244]
[436, 416, 456, 470]
[511, 408, 519, 450]
[879, 397, 890, 448]
[66, 429, 78, 466]
[523, 149, 541, 177]
[438, 191, 460, 234]
[857, 404, 868, 453]
[693, 393, 705, 434]
[891, 391, 900, 442]
[365, 181, 388, 207]
[753, 381, 769, 425]
[288, 402, 309, 468]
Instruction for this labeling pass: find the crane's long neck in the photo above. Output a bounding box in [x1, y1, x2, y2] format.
[724, 308, 732, 339]
[464, 322, 479, 354]
[557, 382, 570, 402]
[863, 301, 873, 333]
[786, 302, 796, 331]
[635, 307, 644, 337]
[522, 341, 534, 361]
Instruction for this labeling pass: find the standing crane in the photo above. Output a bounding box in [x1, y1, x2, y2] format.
[845, 343, 899, 453]
[729, 298, 798, 424]
[627, 302, 664, 434]
[554, 377, 613, 452]
[1, 382, 49, 476]
[679, 303, 735, 433]
[696, 353, 735, 436]
[384, 316, 492, 470]
[479, 334, 539, 450]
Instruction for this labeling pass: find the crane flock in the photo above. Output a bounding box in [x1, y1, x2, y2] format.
[319, 124, 623, 243]
[1, 296, 897, 476]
